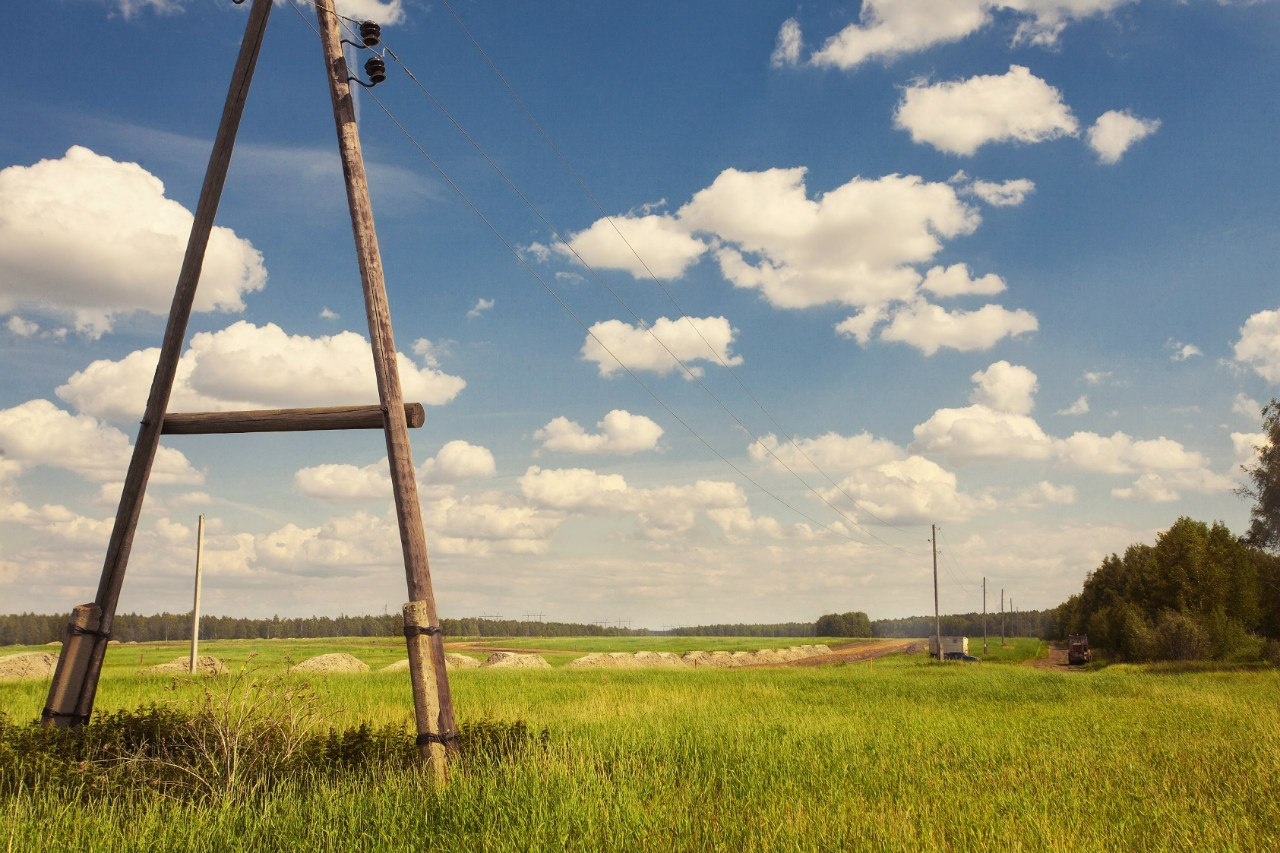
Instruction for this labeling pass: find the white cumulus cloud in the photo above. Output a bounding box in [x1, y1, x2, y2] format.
[559, 214, 707, 279]
[969, 361, 1038, 414]
[57, 321, 466, 420]
[419, 440, 496, 484]
[682, 168, 979, 310]
[1087, 110, 1162, 164]
[536, 410, 664, 455]
[1233, 308, 1280, 383]
[581, 316, 741, 378]
[922, 263, 1007, 298]
[0, 147, 266, 337]
[876, 299, 1038, 355]
[1057, 395, 1089, 416]
[912, 405, 1054, 461]
[294, 461, 390, 501]
[809, 0, 993, 68]
[895, 66, 1078, 156]
[803, 1, 1132, 68]
[954, 174, 1037, 207]
[770, 17, 803, 68]
[0, 399, 201, 484]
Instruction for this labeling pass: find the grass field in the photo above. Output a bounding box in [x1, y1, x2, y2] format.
[3, 637, 1277, 852]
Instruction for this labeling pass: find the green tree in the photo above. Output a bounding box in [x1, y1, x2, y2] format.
[815, 611, 872, 637]
[1239, 399, 1280, 552]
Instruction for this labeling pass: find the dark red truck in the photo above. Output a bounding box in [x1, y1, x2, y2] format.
[1067, 634, 1092, 665]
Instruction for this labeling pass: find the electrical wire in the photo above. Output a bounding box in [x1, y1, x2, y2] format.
[372, 46, 920, 553]
[434, 0, 919, 538]
[283, 0, 880, 546]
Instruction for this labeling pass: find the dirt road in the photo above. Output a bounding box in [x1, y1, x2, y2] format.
[787, 638, 920, 667]
[1029, 641, 1079, 672]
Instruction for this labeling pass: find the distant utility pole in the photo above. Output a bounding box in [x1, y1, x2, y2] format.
[1000, 588, 1005, 647]
[189, 514, 205, 675]
[932, 524, 942, 661]
[982, 576, 988, 656]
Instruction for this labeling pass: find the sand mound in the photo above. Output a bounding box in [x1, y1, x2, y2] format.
[568, 651, 691, 669]
[566, 653, 611, 669]
[289, 653, 369, 674]
[0, 652, 58, 680]
[480, 652, 551, 669]
[145, 655, 228, 676]
[637, 651, 687, 667]
[381, 653, 481, 673]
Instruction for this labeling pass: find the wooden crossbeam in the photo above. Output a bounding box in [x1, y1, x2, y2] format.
[161, 403, 425, 434]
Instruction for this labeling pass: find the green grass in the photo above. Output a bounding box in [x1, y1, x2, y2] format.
[966, 635, 1045, 663]
[3, 638, 1278, 851]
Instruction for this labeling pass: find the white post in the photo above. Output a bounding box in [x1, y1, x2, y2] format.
[189, 514, 205, 674]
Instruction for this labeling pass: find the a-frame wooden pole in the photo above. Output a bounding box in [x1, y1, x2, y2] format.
[314, 0, 456, 777]
[43, 0, 273, 728]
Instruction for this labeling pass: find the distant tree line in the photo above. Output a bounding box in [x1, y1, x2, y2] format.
[872, 609, 1055, 641]
[668, 622, 815, 637]
[0, 613, 650, 646]
[1050, 517, 1280, 662]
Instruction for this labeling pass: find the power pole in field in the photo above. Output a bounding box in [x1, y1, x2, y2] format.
[314, 0, 454, 777]
[42, 0, 274, 731]
[932, 524, 942, 661]
[42, 0, 456, 780]
[982, 576, 988, 656]
[189, 514, 205, 674]
[1000, 588, 1005, 647]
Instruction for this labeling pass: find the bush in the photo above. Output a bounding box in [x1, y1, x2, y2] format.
[0, 676, 548, 803]
[1149, 611, 1211, 661]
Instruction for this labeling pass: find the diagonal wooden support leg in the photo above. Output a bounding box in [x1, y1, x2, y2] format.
[42, 0, 274, 728]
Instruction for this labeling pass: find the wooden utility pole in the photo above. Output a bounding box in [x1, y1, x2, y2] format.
[931, 524, 942, 661]
[43, 0, 274, 728]
[315, 0, 455, 777]
[189, 515, 206, 674]
[1000, 588, 1005, 646]
[982, 576, 988, 656]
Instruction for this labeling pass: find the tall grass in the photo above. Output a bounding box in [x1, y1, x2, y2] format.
[3, 641, 1278, 851]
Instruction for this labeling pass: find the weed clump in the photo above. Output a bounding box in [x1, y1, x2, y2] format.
[0, 671, 547, 804]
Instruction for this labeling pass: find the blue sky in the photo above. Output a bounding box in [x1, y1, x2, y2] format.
[2, 0, 1278, 627]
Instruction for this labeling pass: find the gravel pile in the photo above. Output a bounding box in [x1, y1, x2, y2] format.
[144, 655, 228, 676]
[380, 653, 481, 672]
[0, 652, 58, 680]
[289, 653, 369, 674]
[480, 652, 551, 669]
[566, 645, 833, 670]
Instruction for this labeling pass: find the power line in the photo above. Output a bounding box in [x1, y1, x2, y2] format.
[434, 0, 921, 540]
[282, 1, 912, 549]
[284, 2, 926, 554]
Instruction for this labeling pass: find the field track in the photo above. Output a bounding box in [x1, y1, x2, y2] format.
[788, 638, 919, 666]
[1029, 640, 1079, 672]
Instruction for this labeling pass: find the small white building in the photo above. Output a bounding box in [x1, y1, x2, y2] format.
[928, 636, 969, 656]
